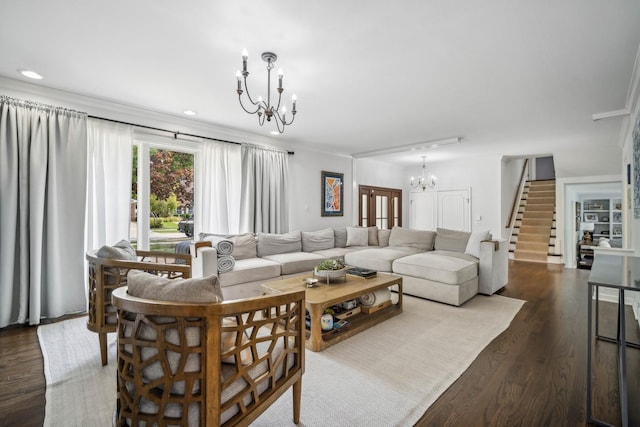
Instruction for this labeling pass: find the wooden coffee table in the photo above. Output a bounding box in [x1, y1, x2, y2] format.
[261, 272, 402, 351]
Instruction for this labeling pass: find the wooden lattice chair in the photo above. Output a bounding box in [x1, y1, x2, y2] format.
[86, 240, 192, 365]
[111, 279, 305, 427]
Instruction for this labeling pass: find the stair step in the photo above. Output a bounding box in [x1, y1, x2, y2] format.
[523, 204, 555, 212]
[517, 233, 549, 243]
[526, 198, 556, 206]
[528, 190, 555, 198]
[521, 218, 553, 227]
[516, 241, 549, 251]
[522, 211, 554, 219]
[520, 225, 551, 234]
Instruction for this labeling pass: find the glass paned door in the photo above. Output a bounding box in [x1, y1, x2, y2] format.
[359, 185, 402, 229]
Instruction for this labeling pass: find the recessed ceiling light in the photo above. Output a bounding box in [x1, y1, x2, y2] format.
[183, 110, 197, 116]
[270, 130, 279, 135]
[18, 69, 43, 80]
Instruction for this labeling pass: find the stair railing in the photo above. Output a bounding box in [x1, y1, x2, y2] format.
[506, 158, 529, 229]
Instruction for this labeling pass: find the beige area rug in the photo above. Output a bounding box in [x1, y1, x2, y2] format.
[38, 294, 524, 427]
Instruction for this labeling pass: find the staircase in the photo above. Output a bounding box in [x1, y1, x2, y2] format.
[510, 180, 561, 263]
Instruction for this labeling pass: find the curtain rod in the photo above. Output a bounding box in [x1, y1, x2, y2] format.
[87, 115, 294, 155]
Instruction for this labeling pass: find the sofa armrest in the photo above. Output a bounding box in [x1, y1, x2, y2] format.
[190, 241, 218, 278]
[478, 239, 508, 295]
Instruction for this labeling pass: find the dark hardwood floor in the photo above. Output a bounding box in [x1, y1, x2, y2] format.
[0, 261, 638, 426]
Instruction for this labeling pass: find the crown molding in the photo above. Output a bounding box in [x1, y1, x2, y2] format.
[0, 76, 286, 148]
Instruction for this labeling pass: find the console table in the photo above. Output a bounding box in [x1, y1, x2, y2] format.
[587, 254, 640, 427]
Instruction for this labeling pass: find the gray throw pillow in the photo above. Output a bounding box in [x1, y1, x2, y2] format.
[334, 228, 348, 248]
[256, 231, 302, 257]
[127, 270, 224, 303]
[346, 227, 369, 247]
[96, 239, 137, 260]
[378, 229, 391, 247]
[301, 228, 335, 252]
[434, 228, 472, 253]
[357, 226, 379, 246]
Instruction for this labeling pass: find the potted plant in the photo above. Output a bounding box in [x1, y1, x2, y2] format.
[314, 259, 347, 282]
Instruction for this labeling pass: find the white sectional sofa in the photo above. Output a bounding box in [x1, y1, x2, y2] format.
[190, 226, 508, 306]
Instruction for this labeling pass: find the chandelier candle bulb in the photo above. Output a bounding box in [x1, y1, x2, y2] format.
[278, 68, 283, 90]
[236, 71, 242, 91]
[292, 94, 297, 111]
[242, 48, 248, 72]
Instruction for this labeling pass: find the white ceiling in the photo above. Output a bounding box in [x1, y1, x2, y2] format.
[1, 1, 639, 166]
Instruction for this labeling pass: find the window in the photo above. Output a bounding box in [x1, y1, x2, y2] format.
[131, 135, 199, 251]
[358, 185, 402, 229]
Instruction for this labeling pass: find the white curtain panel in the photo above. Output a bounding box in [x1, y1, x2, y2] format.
[85, 118, 133, 252]
[240, 145, 289, 233]
[0, 96, 88, 327]
[197, 140, 241, 235]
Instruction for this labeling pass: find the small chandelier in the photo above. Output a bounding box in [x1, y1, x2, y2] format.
[410, 156, 436, 190]
[236, 50, 297, 133]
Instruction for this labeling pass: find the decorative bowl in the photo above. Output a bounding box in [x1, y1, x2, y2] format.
[314, 267, 347, 282]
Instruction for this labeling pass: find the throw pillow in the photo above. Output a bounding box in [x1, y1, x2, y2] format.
[96, 239, 137, 260]
[301, 228, 335, 252]
[357, 226, 379, 246]
[127, 270, 224, 303]
[256, 230, 302, 257]
[434, 228, 471, 253]
[388, 226, 435, 251]
[346, 226, 369, 247]
[334, 228, 348, 248]
[378, 229, 391, 247]
[464, 230, 491, 258]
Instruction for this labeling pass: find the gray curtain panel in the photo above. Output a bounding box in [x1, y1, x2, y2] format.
[0, 96, 88, 327]
[240, 144, 289, 234]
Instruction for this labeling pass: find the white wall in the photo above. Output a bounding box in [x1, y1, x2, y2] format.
[288, 149, 353, 231]
[406, 154, 503, 238]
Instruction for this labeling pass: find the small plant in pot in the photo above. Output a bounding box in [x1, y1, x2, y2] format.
[314, 259, 347, 282]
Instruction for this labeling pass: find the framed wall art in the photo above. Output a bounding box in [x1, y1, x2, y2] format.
[321, 171, 344, 216]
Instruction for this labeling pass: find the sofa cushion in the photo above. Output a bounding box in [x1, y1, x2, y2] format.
[200, 233, 257, 260]
[344, 246, 422, 272]
[388, 226, 435, 251]
[256, 231, 302, 257]
[127, 270, 224, 303]
[334, 228, 348, 248]
[465, 230, 491, 258]
[434, 228, 471, 253]
[392, 252, 478, 285]
[301, 228, 335, 252]
[96, 239, 137, 260]
[346, 226, 369, 247]
[218, 258, 281, 287]
[263, 252, 326, 275]
[378, 229, 391, 247]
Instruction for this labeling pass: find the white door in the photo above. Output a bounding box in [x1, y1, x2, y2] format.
[438, 190, 471, 231]
[409, 191, 437, 230]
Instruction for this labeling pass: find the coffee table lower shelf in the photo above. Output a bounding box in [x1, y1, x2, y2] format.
[261, 272, 403, 352]
[309, 302, 401, 349]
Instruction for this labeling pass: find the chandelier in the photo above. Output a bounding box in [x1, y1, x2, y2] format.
[410, 156, 436, 190]
[236, 50, 297, 133]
